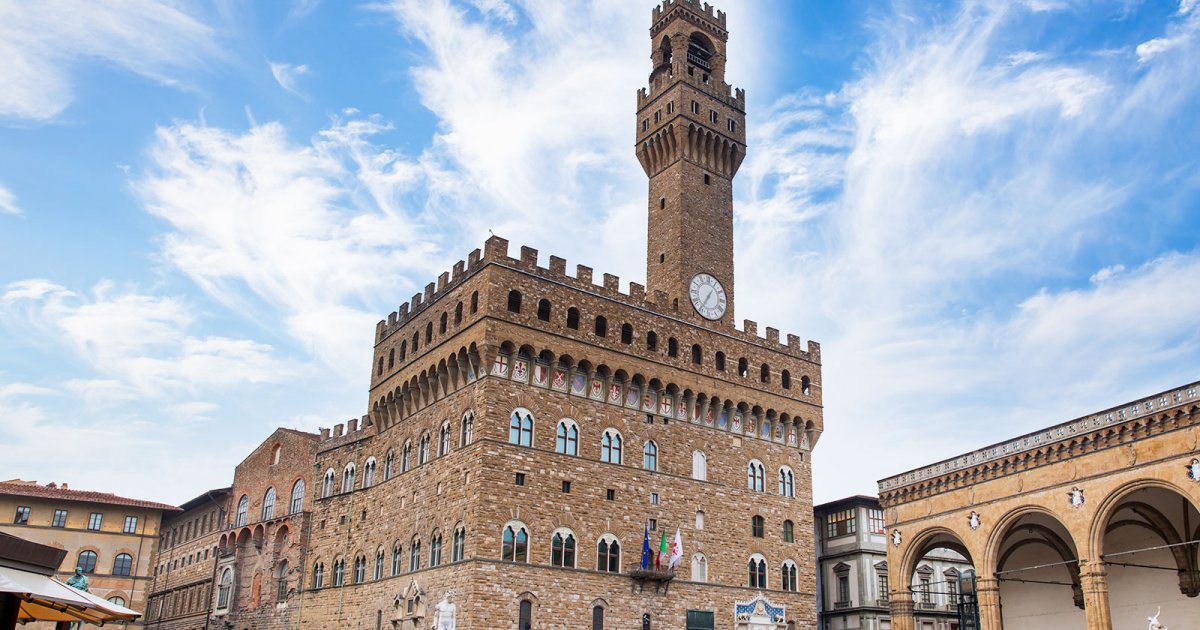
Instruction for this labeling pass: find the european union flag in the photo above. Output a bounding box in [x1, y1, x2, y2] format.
[641, 525, 650, 569]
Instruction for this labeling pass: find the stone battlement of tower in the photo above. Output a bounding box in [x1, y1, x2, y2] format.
[652, 0, 726, 29]
[374, 235, 819, 361]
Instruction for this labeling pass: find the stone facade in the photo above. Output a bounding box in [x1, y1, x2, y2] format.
[144, 488, 230, 630]
[878, 382, 1200, 630]
[0, 480, 178, 628]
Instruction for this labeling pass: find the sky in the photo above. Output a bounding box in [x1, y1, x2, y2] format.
[0, 0, 1198, 506]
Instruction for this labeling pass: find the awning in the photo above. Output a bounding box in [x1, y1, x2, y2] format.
[0, 565, 140, 625]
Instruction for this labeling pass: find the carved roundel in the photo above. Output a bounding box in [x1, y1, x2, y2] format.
[967, 511, 981, 530]
[1068, 486, 1085, 508]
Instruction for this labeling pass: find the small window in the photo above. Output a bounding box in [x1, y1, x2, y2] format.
[470, 291, 479, 313]
[650, 492, 659, 505]
[593, 605, 605, 630]
[709, 110, 718, 124]
[654, 110, 661, 123]
[113, 553, 133, 576]
[520, 600, 533, 630]
[647, 331, 658, 351]
[752, 515, 764, 538]
[425, 321, 432, 344]
[515, 473, 525, 486]
[620, 323, 633, 344]
[659, 197, 665, 209]
[439, 312, 447, 333]
[668, 338, 678, 358]
[667, 102, 674, 114]
[695, 510, 704, 529]
[642, 119, 649, 131]
[643, 441, 658, 471]
[738, 357, 748, 377]
[562, 481, 571, 493]
[691, 344, 702, 364]
[77, 550, 98, 573]
[703, 173, 711, 185]
[761, 363, 770, 383]
[715, 352, 725, 371]
[782, 370, 791, 389]
[802, 375, 811, 395]
[537, 299, 551, 322]
[87, 512, 103, 531]
[124, 515, 139, 534]
[13, 506, 29, 525]
[648, 518, 657, 531]
[783, 520, 795, 542]
[594, 316, 607, 337]
[691, 100, 699, 114]
[728, 119, 737, 133]
[606, 488, 616, 501]
[566, 307, 580, 329]
[507, 290, 522, 313]
[455, 302, 463, 325]
[388, 348, 395, 369]
[52, 509, 67, 528]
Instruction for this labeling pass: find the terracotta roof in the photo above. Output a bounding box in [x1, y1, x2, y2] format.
[0, 481, 181, 512]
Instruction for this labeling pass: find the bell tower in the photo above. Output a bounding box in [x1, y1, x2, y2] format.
[637, 0, 745, 328]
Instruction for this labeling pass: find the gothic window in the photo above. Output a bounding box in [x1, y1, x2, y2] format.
[751, 515, 764, 538]
[363, 458, 376, 488]
[783, 519, 795, 542]
[322, 469, 335, 498]
[747, 460, 765, 492]
[377, 356, 384, 376]
[550, 529, 576, 568]
[781, 560, 798, 592]
[692, 450, 706, 480]
[417, 433, 431, 464]
[261, 487, 276, 520]
[384, 450, 394, 480]
[782, 370, 791, 389]
[401, 441, 411, 472]
[642, 441, 658, 471]
[760, 363, 770, 383]
[277, 560, 290, 599]
[801, 375, 811, 395]
[460, 410, 474, 446]
[235, 495, 248, 527]
[668, 337, 678, 357]
[537, 299, 551, 322]
[333, 559, 345, 587]
[691, 553, 708, 582]
[455, 302, 463, 325]
[388, 348, 395, 369]
[519, 600, 532, 630]
[470, 291, 478, 313]
[452, 526, 465, 562]
[555, 419, 579, 455]
[289, 479, 304, 514]
[425, 321, 432, 344]
[566, 307, 580, 329]
[501, 522, 529, 563]
[647, 330, 658, 350]
[509, 409, 534, 447]
[594, 316, 607, 337]
[392, 544, 402, 575]
[748, 555, 767, 589]
[507, 290, 522, 313]
[596, 535, 620, 573]
[400, 340, 406, 361]
[409, 537, 421, 572]
[112, 553, 133, 576]
[620, 323, 633, 344]
[600, 429, 623, 464]
[218, 568, 233, 606]
[374, 548, 384, 580]
[412, 331, 419, 353]
[429, 530, 443, 567]
[593, 605, 605, 630]
[353, 556, 366, 584]
[439, 422, 451, 456]
[779, 466, 795, 497]
[691, 344, 701, 364]
[341, 462, 356, 493]
[715, 351, 725, 370]
[439, 312, 447, 333]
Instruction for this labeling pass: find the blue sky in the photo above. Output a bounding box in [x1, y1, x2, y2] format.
[1, 0, 1197, 505]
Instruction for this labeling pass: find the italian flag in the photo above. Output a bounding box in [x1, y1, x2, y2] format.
[656, 531, 667, 569]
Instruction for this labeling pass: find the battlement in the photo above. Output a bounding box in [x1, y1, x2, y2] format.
[637, 69, 745, 111]
[653, 0, 727, 31]
[375, 247, 486, 343]
[317, 414, 375, 452]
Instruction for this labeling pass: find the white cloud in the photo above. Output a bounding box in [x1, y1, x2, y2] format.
[0, 184, 19, 215]
[0, 0, 219, 121]
[269, 61, 310, 95]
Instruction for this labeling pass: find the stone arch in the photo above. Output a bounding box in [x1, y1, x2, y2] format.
[899, 527, 976, 589]
[1087, 477, 1200, 561]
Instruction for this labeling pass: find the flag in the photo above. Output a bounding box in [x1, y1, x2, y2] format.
[657, 530, 667, 570]
[641, 526, 651, 570]
[668, 529, 683, 571]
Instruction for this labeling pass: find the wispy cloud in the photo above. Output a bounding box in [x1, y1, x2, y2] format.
[269, 61, 310, 96]
[0, 0, 220, 122]
[0, 184, 20, 215]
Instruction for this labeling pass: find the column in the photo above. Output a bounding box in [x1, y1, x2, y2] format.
[889, 591, 915, 630]
[1079, 562, 1113, 630]
[976, 577, 1003, 630]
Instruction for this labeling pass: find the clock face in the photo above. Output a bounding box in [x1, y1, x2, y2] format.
[689, 273, 727, 320]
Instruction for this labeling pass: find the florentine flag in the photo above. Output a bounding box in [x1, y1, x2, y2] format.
[641, 526, 651, 570]
[668, 529, 683, 570]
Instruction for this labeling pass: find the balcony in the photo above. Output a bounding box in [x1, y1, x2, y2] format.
[687, 51, 712, 71]
[833, 601, 852, 610]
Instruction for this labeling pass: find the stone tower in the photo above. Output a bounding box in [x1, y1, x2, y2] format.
[637, 0, 746, 327]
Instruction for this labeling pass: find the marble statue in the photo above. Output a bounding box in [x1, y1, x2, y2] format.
[434, 591, 456, 630]
[1147, 607, 1166, 630]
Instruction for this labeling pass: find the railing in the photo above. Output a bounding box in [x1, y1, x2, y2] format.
[833, 601, 851, 609]
[687, 51, 712, 71]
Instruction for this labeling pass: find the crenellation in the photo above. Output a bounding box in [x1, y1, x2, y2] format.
[452, 260, 465, 280]
[467, 248, 482, 269]
[629, 281, 645, 300]
[602, 273, 620, 292]
[519, 245, 539, 268]
[483, 235, 509, 260]
[410, 292, 422, 312]
[576, 264, 593, 284]
[333, 423, 344, 438]
[424, 282, 435, 303]
[548, 255, 566, 275]
[348, 418, 358, 433]
[766, 327, 779, 344]
[437, 271, 449, 292]
[743, 319, 757, 337]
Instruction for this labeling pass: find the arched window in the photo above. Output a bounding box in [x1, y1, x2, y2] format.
[409, 537, 421, 572]
[550, 529, 576, 567]
[691, 344, 701, 364]
[747, 460, 765, 492]
[454, 302, 463, 325]
[596, 535, 620, 573]
[388, 348, 395, 369]
[400, 340, 406, 361]
[620, 323, 633, 344]
[332, 559, 344, 586]
[313, 562, 324, 589]
[273, 444, 282, 464]
[752, 515, 764, 538]
[537, 299, 551, 322]
[692, 451, 707, 481]
[392, 544, 402, 575]
[401, 441, 411, 472]
[519, 600, 533, 630]
[556, 420, 579, 455]
[507, 290, 522, 313]
[509, 409, 534, 447]
[354, 556, 366, 583]
[363, 458, 376, 488]
[412, 330, 419, 353]
[779, 466, 795, 497]
[715, 351, 726, 371]
[217, 568, 233, 607]
[107, 596, 126, 607]
[501, 522, 529, 563]
[439, 312, 447, 334]
[425, 321, 432, 344]
[782, 370, 791, 389]
[592, 605, 605, 630]
[429, 530, 443, 567]
[760, 363, 770, 383]
[112, 553, 132, 576]
[235, 495, 248, 527]
[668, 337, 678, 358]
[696, 510, 704, 529]
[452, 526, 465, 562]
[783, 519, 795, 543]
[566, 307, 580, 329]
[748, 554, 767, 588]
[322, 469, 335, 498]
[600, 429, 623, 464]
[341, 463, 356, 493]
[377, 356, 384, 376]
[738, 357, 748, 377]
[261, 487, 276, 520]
[418, 434, 430, 464]
[691, 553, 708, 582]
[278, 560, 290, 599]
[374, 548, 384, 580]
[801, 375, 811, 395]
[290, 479, 304, 514]
[781, 560, 798, 591]
[594, 316, 607, 337]
[647, 331, 658, 351]
[460, 411, 474, 446]
[439, 422, 451, 456]
[384, 450, 394, 481]
[470, 290, 478, 313]
[642, 441, 658, 471]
